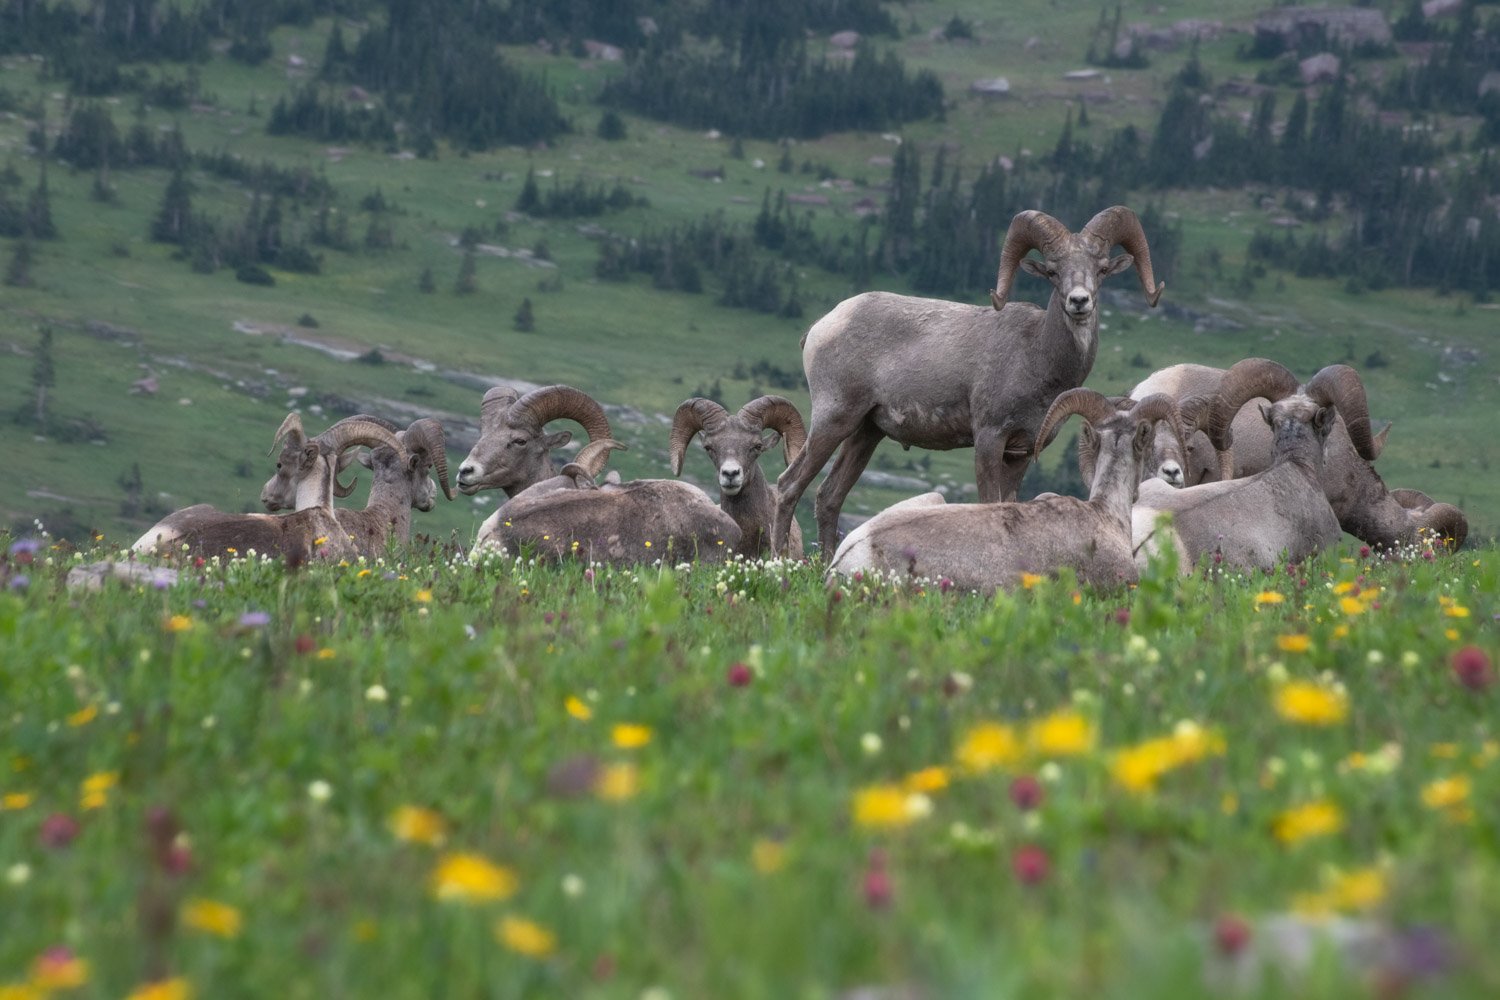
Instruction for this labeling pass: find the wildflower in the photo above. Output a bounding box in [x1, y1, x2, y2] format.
[903, 766, 951, 795]
[430, 852, 518, 903]
[307, 780, 333, 803]
[726, 662, 753, 687]
[1020, 573, 1044, 590]
[1214, 914, 1252, 956]
[1254, 591, 1286, 607]
[238, 611, 270, 628]
[564, 696, 592, 721]
[1009, 775, 1044, 811]
[751, 838, 787, 874]
[1272, 680, 1348, 726]
[1444, 604, 1470, 619]
[163, 615, 193, 634]
[316, 648, 336, 660]
[1027, 709, 1096, 757]
[561, 874, 586, 897]
[29, 947, 88, 990]
[954, 721, 1021, 774]
[1451, 646, 1492, 692]
[1, 792, 31, 810]
[65, 705, 97, 728]
[862, 850, 893, 909]
[123, 978, 192, 1000]
[38, 813, 79, 849]
[1421, 775, 1471, 812]
[851, 784, 926, 829]
[1293, 865, 1387, 915]
[860, 732, 883, 756]
[389, 805, 447, 846]
[79, 771, 117, 811]
[496, 916, 557, 958]
[415, 590, 433, 604]
[1272, 799, 1345, 845]
[6, 862, 31, 885]
[611, 723, 653, 749]
[1109, 724, 1225, 793]
[594, 762, 640, 801]
[181, 899, 243, 938]
[1011, 844, 1050, 885]
[364, 684, 389, 703]
[1339, 596, 1367, 615]
[1276, 634, 1311, 653]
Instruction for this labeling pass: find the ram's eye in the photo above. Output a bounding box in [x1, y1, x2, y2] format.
[510, 437, 526, 448]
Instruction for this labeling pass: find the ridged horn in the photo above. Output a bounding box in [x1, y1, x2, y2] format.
[1206, 358, 1300, 452]
[333, 450, 359, 498]
[268, 412, 305, 456]
[1390, 488, 1435, 511]
[479, 386, 521, 433]
[1035, 388, 1121, 457]
[320, 417, 407, 462]
[668, 398, 730, 476]
[1177, 394, 1215, 434]
[1303, 365, 1378, 460]
[1415, 503, 1468, 553]
[509, 385, 612, 443]
[1130, 393, 1187, 466]
[571, 438, 628, 480]
[1082, 205, 1164, 307]
[991, 210, 1070, 311]
[402, 417, 453, 501]
[739, 395, 808, 467]
[321, 414, 403, 497]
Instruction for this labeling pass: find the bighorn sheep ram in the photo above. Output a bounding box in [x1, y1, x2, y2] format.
[455, 385, 613, 499]
[336, 417, 453, 557]
[1076, 392, 1221, 489]
[1130, 360, 1465, 551]
[773, 205, 1164, 557]
[472, 439, 740, 563]
[260, 412, 363, 512]
[668, 395, 808, 557]
[1132, 362, 1349, 572]
[828, 390, 1182, 592]
[132, 416, 407, 560]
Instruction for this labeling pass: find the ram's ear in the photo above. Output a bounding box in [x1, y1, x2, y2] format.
[1020, 257, 1049, 280]
[1104, 252, 1134, 277]
[544, 430, 572, 451]
[1133, 421, 1155, 453]
[1259, 402, 1273, 426]
[760, 430, 781, 452]
[356, 449, 374, 469]
[302, 443, 320, 468]
[1312, 405, 1337, 439]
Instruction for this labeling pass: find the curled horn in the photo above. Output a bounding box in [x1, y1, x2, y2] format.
[402, 417, 454, 500]
[320, 414, 403, 497]
[1082, 205, 1164, 307]
[1303, 365, 1379, 460]
[509, 385, 612, 443]
[668, 398, 730, 475]
[268, 412, 305, 456]
[991, 210, 1070, 311]
[1129, 393, 1188, 466]
[319, 417, 407, 463]
[479, 385, 521, 433]
[738, 395, 808, 467]
[570, 438, 629, 479]
[1179, 394, 1230, 480]
[1415, 503, 1468, 553]
[1206, 358, 1300, 453]
[1034, 388, 1121, 458]
[1077, 396, 1134, 484]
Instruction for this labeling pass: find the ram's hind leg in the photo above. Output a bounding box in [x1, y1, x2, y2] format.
[774, 409, 865, 556]
[813, 420, 884, 559]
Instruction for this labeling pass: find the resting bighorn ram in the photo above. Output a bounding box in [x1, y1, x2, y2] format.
[455, 385, 613, 499]
[472, 439, 740, 564]
[668, 395, 807, 558]
[1132, 362, 1351, 572]
[828, 390, 1181, 592]
[1130, 360, 1466, 551]
[132, 416, 407, 560]
[773, 205, 1163, 557]
[337, 417, 453, 557]
[260, 412, 364, 512]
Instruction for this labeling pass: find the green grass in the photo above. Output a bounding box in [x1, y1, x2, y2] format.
[1, 537, 1496, 997]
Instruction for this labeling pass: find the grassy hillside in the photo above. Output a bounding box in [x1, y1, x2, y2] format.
[1, 0, 1495, 546]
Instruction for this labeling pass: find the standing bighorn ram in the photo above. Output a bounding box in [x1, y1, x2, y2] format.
[772, 205, 1164, 557]
[668, 395, 807, 557]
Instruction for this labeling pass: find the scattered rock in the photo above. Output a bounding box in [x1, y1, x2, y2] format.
[970, 77, 1011, 97]
[1300, 52, 1341, 85]
[1064, 69, 1102, 81]
[1254, 7, 1391, 50]
[67, 561, 180, 592]
[830, 30, 860, 49]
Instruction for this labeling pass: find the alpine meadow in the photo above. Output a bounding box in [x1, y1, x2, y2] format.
[1, 1, 1497, 998]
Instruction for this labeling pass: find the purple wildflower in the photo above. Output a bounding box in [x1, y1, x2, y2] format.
[239, 611, 271, 628]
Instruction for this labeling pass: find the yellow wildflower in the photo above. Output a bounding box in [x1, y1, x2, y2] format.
[1429, 743, 1460, 759]
[564, 696, 592, 721]
[1273, 799, 1345, 845]
[357, 568, 371, 578]
[430, 852, 518, 904]
[902, 766, 951, 795]
[751, 838, 788, 874]
[79, 771, 118, 811]
[1109, 724, 1225, 794]
[1272, 681, 1348, 726]
[851, 783, 926, 828]
[2, 792, 32, 810]
[66, 705, 98, 728]
[123, 978, 191, 1000]
[28, 951, 88, 990]
[312, 536, 328, 547]
[1020, 573, 1044, 589]
[495, 916, 557, 958]
[316, 648, 336, 660]
[594, 762, 640, 801]
[1339, 596, 1367, 615]
[1332, 582, 1356, 595]
[389, 805, 448, 846]
[415, 589, 433, 603]
[163, 615, 193, 634]
[1444, 605, 1470, 618]
[1293, 865, 1387, 916]
[612, 723, 653, 749]
[1027, 710, 1096, 757]
[1332, 624, 1349, 638]
[1421, 775, 1471, 812]
[1254, 591, 1286, 606]
[953, 722, 1021, 774]
[1276, 634, 1311, 653]
[0, 982, 42, 1000]
[181, 899, 243, 938]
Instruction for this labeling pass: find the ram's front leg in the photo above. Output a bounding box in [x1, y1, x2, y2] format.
[975, 426, 1031, 503]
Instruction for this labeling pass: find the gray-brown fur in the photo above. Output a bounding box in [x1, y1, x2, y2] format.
[828, 390, 1177, 592]
[773, 205, 1164, 559]
[455, 385, 612, 498]
[669, 395, 808, 558]
[1132, 393, 1343, 572]
[335, 418, 453, 558]
[261, 412, 382, 511]
[472, 439, 740, 564]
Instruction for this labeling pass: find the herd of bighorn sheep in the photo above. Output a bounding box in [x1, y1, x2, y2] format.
[131, 205, 1468, 590]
